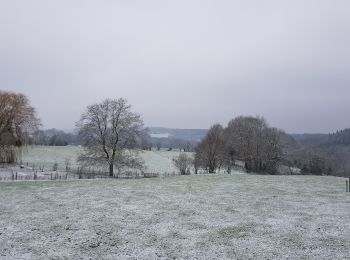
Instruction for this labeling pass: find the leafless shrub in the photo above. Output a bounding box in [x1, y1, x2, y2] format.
[173, 153, 193, 175]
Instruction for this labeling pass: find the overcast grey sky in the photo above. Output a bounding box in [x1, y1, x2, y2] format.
[0, 0, 349, 133]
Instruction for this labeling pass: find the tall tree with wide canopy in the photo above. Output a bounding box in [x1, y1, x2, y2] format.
[77, 98, 145, 176]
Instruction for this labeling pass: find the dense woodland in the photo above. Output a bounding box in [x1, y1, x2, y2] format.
[291, 129, 350, 177]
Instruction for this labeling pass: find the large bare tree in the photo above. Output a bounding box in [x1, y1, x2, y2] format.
[0, 91, 40, 163]
[225, 116, 282, 173]
[194, 116, 284, 174]
[77, 98, 145, 177]
[194, 124, 225, 173]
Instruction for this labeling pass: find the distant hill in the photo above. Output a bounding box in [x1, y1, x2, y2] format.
[148, 127, 207, 142]
[291, 133, 329, 146]
[328, 128, 350, 146]
[292, 129, 350, 147]
[290, 128, 350, 177]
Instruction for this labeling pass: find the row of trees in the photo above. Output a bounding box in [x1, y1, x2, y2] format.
[29, 129, 81, 146]
[137, 134, 195, 152]
[194, 116, 284, 174]
[0, 92, 303, 176]
[154, 138, 194, 152]
[2, 91, 348, 177]
[0, 93, 147, 176]
[192, 118, 350, 176]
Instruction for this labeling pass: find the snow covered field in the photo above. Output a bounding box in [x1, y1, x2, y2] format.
[18, 145, 181, 174]
[0, 175, 349, 259]
[0, 146, 242, 180]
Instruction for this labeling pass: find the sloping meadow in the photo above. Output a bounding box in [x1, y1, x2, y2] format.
[19, 145, 180, 174]
[0, 174, 349, 259]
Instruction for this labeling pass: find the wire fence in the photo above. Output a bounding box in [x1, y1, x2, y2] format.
[0, 162, 180, 182]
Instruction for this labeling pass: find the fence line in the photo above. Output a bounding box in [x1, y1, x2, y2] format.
[0, 162, 181, 181]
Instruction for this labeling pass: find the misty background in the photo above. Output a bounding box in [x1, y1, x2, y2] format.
[1, 0, 349, 133]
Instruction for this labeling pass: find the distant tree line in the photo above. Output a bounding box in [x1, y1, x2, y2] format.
[288, 129, 350, 177]
[152, 137, 196, 152]
[29, 129, 81, 146]
[193, 117, 350, 177]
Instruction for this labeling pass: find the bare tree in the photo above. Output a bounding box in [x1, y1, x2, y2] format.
[154, 139, 162, 151]
[173, 153, 193, 175]
[76, 98, 145, 177]
[0, 91, 40, 163]
[255, 127, 283, 173]
[194, 124, 225, 173]
[65, 157, 71, 172]
[225, 116, 283, 173]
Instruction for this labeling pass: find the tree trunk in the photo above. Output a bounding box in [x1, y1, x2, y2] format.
[245, 160, 251, 172]
[209, 165, 215, 173]
[109, 163, 114, 177]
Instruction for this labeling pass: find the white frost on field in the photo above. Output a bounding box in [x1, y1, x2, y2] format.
[20, 145, 81, 169]
[1, 146, 247, 179]
[141, 150, 179, 173]
[12, 146, 198, 176]
[150, 133, 172, 138]
[0, 175, 349, 259]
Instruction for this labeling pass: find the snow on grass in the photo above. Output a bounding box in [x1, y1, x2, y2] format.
[141, 150, 178, 173]
[19, 146, 187, 174]
[150, 133, 172, 138]
[20, 145, 81, 169]
[0, 175, 349, 259]
[0, 146, 197, 180]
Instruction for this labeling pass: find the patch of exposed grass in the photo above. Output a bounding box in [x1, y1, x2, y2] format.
[216, 224, 255, 239]
[187, 222, 207, 230]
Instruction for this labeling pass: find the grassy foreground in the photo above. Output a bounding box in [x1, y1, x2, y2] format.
[0, 175, 349, 259]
